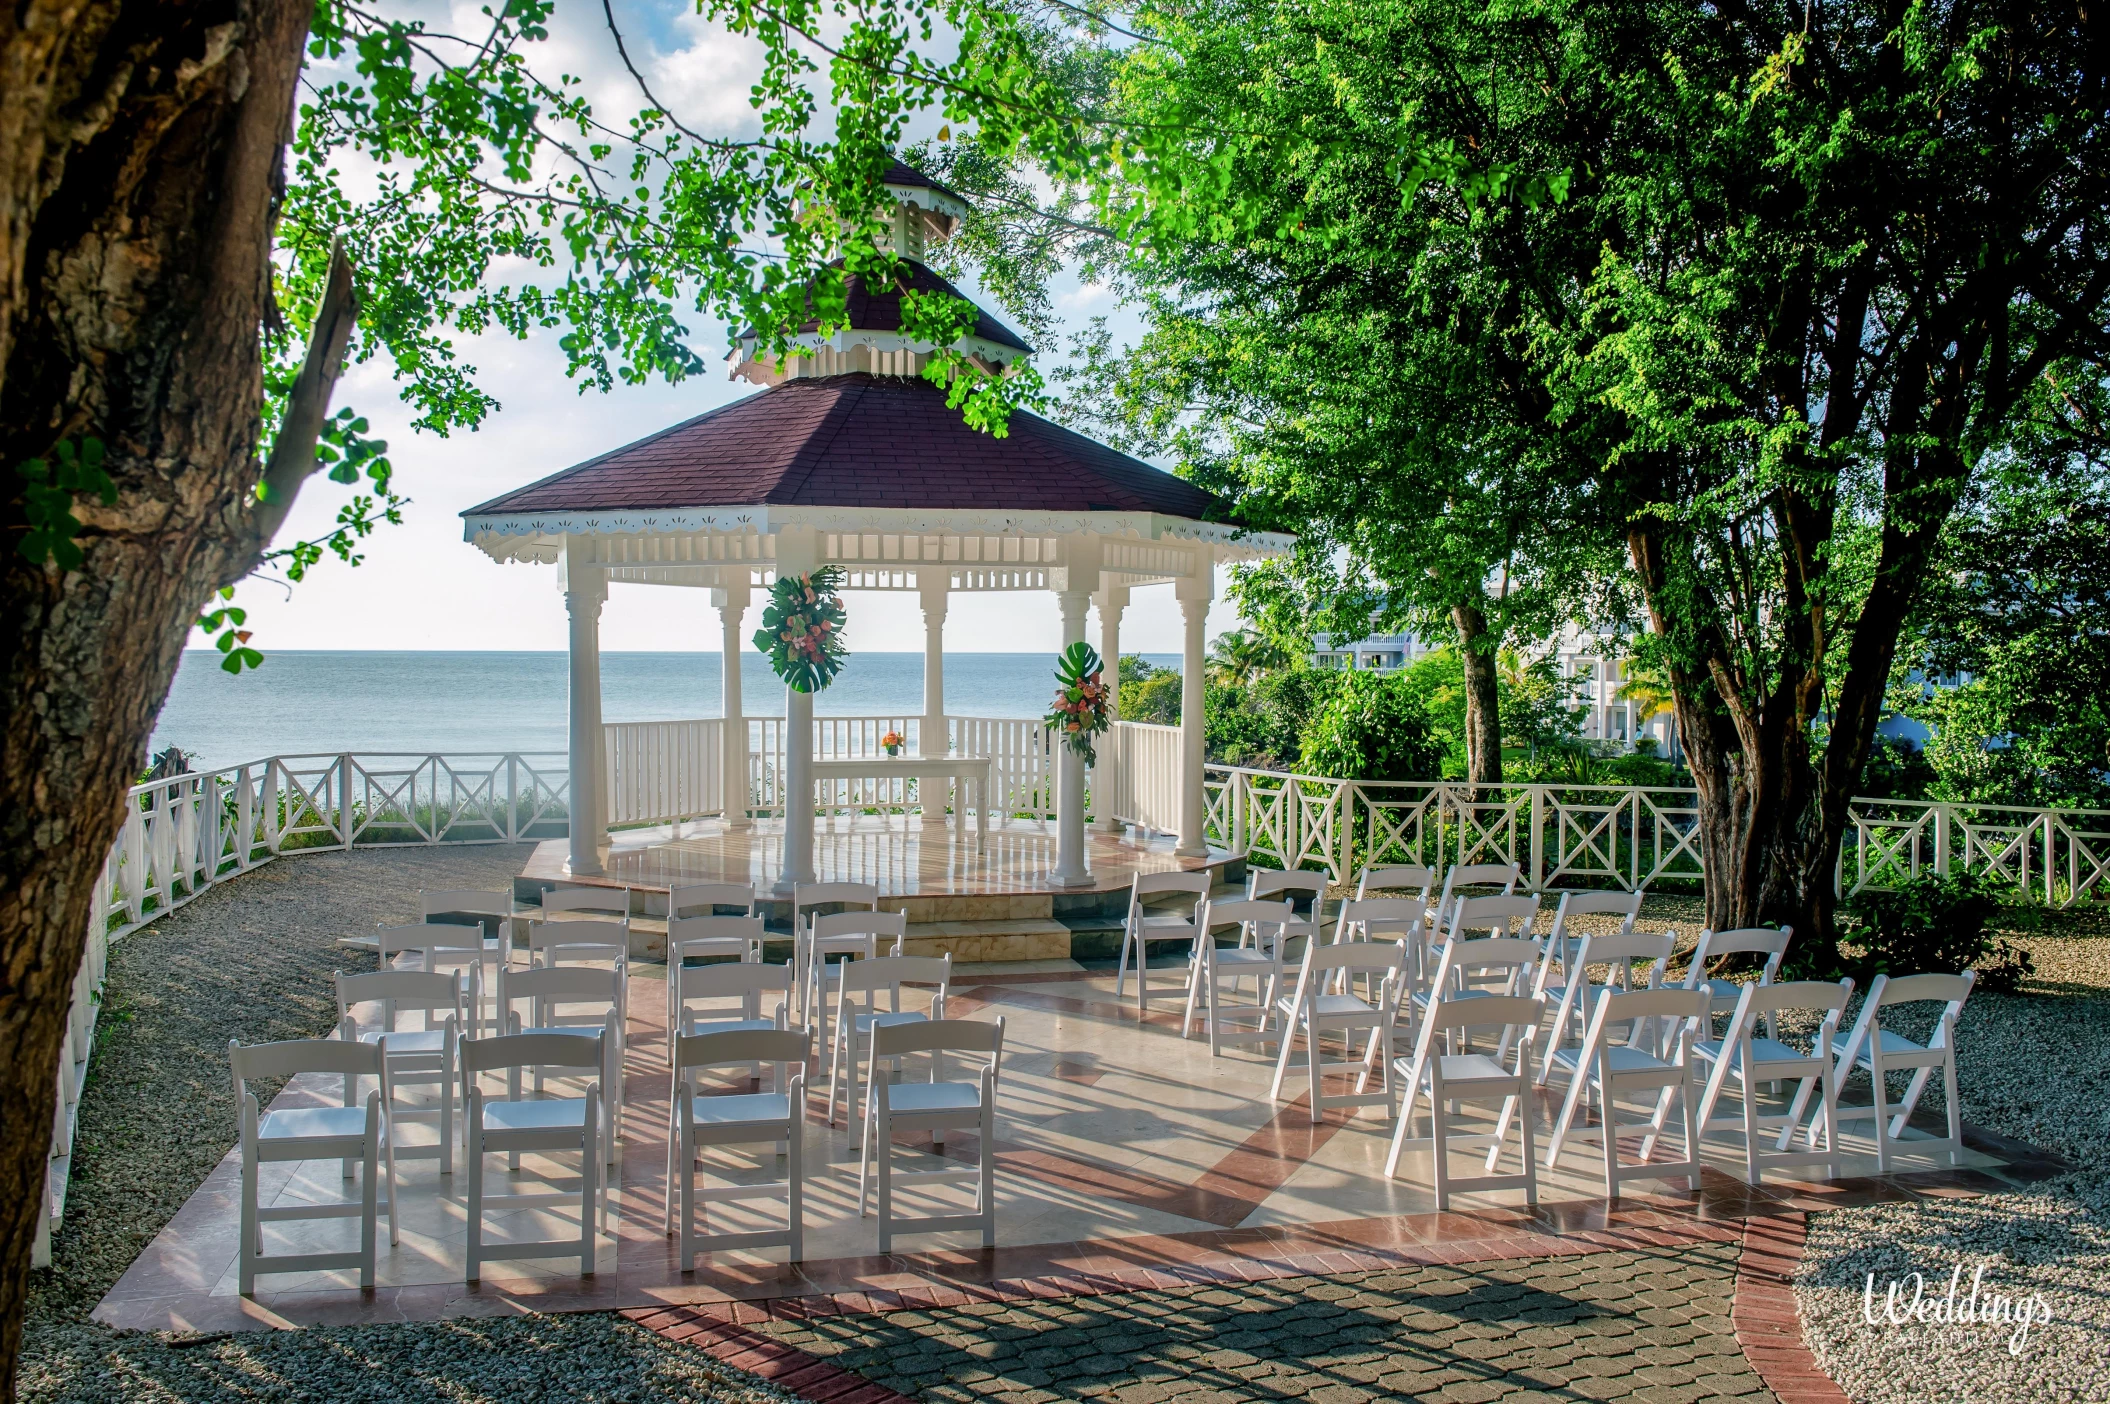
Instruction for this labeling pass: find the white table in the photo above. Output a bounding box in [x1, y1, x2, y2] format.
[809, 754, 996, 845]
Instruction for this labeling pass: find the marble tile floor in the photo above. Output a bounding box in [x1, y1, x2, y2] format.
[94, 964, 2046, 1335]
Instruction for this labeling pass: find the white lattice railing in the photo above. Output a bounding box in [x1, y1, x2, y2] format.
[1204, 765, 2110, 907]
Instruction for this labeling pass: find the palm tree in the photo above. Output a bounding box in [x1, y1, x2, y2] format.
[1207, 629, 1290, 687]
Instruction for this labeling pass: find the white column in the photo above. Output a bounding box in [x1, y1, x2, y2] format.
[919, 572, 949, 831]
[774, 527, 819, 895]
[563, 544, 608, 877]
[1175, 568, 1213, 858]
[1092, 585, 1128, 834]
[714, 581, 751, 829]
[1052, 587, 1093, 885]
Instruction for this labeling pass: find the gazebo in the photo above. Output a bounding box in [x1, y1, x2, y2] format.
[462, 162, 1291, 917]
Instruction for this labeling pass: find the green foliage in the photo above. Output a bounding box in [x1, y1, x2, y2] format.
[1121, 665, 1183, 727]
[754, 567, 848, 693]
[195, 589, 263, 675]
[1843, 874, 2035, 994]
[14, 437, 116, 570]
[1208, 667, 1342, 770]
[1299, 672, 1443, 782]
[1045, 641, 1110, 764]
[1857, 736, 1938, 803]
[1116, 654, 1159, 692]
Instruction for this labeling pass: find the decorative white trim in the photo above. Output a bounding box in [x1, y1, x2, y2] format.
[730, 328, 1026, 387]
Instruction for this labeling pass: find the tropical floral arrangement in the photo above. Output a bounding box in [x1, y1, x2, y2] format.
[754, 565, 848, 693]
[1045, 641, 1111, 765]
[881, 729, 905, 756]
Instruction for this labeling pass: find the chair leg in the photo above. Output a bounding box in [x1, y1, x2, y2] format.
[1307, 1021, 1324, 1123]
[979, 1097, 997, 1248]
[857, 1107, 875, 1217]
[1870, 1059, 1892, 1173]
[1742, 1075, 1762, 1186]
[465, 1118, 483, 1284]
[360, 1133, 379, 1290]
[1115, 924, 1134, 1000]
[580, 1091, 600, 1277]
[1518, 1089, 1538, 1206]
[1269, 1019, 1297, 1102]
[876, 1111, 894, 1255]
[239, 1147, 259, 1296]
[1429, 1081, 1450, 1212]
[787, 1107, 805, 1263]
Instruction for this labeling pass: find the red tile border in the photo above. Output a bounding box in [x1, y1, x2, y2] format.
[623, 1307, 919, 1404]
[1733, 1212, 1850, 1404]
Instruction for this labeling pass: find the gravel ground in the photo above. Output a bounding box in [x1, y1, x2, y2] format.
[1794, 905, 2110, 1404]
[19, 844, 783, 1404]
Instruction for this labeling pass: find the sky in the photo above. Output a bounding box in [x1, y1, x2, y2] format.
[216, 0, 1250, 658]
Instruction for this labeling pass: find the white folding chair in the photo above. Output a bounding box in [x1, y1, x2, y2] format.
[1544, 986, 1711, 1198]
[496, 964, 623, 1156]
[1269, 940, 1408, 1121]
[230, 1037, 398, 1294]
[419, 888, 515, 994]
[830, 954, 952, 1126]
[791, 880, 881, 1020]
[1328, 897, 1431, 1004]
[804, 909, 906, 1051]
[523, 916, 630, 1035]
[335, 968, 466, 1175]
[340, 920, 461, 972]
[669, 956, 792, 1042]
[425, 939, 498, 1039]
[462, 1030, 607, 1281]
[1412, 892, 1544, 1013]
[669, 913, 766, 965]
[1682, 926, 1794, 1038]
[1385, 993, 1545, 1209]
[1693, 979, 1854, 1184]
[1182, 898, 1295, 1056]
[1816, 971, 1976, 1171]
[667, 1026, 809, 1266]
[858, 1017, 1005, 1253]
[670, 881, 757, 919]
[1244, 868, 1328, 950]
[1116, 871, 1211, 1011]
[1432, 862, 1520, 930]
[1536, 891, 1645, 1012]
[1532, 930, 1674, 1081]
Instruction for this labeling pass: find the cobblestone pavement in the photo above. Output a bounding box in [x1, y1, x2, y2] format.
[738, 1241, 1772, 1404]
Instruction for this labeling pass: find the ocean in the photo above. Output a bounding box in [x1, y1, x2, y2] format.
[149, 651, 1181, 768]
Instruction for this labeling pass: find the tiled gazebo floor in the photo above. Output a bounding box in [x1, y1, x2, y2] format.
[94, 964, 2051, 1334]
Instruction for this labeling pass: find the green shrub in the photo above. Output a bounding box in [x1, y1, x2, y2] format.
[1843, 872, 2035, 993]
[1298, 671, 1444, 781]
[1121, 667, 1184, 726]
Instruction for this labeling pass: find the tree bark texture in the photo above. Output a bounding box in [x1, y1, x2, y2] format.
[0, 2, 315, 1394]
[1450, 598, 1503, 788]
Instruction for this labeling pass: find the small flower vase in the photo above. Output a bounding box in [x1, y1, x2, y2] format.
[884, 742, 901, 757]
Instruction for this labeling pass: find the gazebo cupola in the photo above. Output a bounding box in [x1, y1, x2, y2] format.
[463, 159, 1291, 896]
[731, 161, 1033, 384]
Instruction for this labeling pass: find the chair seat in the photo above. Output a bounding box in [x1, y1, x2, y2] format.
[1700, 976, 1744, 1004]
[1830, 1028, 1930, 1062]
[854, 1010, 929, 1034]
[681, 1016, 777, 1038]
[1137, 913, 1198, 934]
[687, 1092, 793, 1126]
[1211, 948, 1277, 969]
[1430, 1053, 1518, 1086]
[879, 1082, 983, 1114]
[519, 1024, 609, 1040]
[1694, 1037, 1810, 1072]
[484, 1098, 592, 1133]
[1549, 1044, 1674, 1075]
[258, 1105, 372, 1142]
[1412, 986, 1500, 1010]
[367, 1029, 448, 1055]
[1277, 992, 1380, 1021]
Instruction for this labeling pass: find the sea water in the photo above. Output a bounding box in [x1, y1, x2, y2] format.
[149, 651, 1181, 768]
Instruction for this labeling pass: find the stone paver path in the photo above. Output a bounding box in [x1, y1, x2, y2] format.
[695, 1242, 1772, 1404]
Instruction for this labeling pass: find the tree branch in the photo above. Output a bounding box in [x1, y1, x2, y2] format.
[248, 238, 359, 556]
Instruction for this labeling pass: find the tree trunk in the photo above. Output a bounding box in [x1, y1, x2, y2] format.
[1451, 599, 1503, 788]
[0, 3, 317, 1394]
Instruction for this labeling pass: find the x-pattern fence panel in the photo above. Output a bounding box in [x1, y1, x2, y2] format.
[1201, 764, 2110, 906]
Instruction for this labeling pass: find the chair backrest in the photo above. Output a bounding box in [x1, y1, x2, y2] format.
[675, 959, 793, 1003]
[1247, 868, 1326, 912]
[1436, 862, 1520, 921]
[500, 964, 619, 1029]
[1564, 930, 1675, 991]
[1447, 893, 1541, 940]
[872, 1015, 1005, 1060]
[1332, 897, 1425, 943]
[230, 1035, 382, 1085]
[1723, 978, 1854, 1057]
[1422, 992, 1545, 1038]
[422, 945, 487, 996]
[669, 881, 756, 918]
[1427, 935, 1544, 1000]
[541, 885, 630, 918]
[839, 954, 953, 1007]
[420, 889, 511, 940]
[335, 969, 464, 1031]
[794, 882, 879, 934]
[372, 922, 463, 967]
[527, 917, 629, 964]
[1300, 937, 1411, 979]
[461, 1029, 605, 1077]
[1585, 985, 1711, 1044]
[810, 908, 907, 953]
[670, 914, 765, 954]
[1130, 870, 1210, 906]
[1355, 864, 1436, 901]
[673, 1026, 810, 1075]
[1874, 970, 1977, 1009]
[1548, 889, 1644, 935]
[1202, 897, 1298, 940]
[1686, 926, 1793, 987]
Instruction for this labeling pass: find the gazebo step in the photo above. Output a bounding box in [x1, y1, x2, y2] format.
[900, 918, 1072, 963]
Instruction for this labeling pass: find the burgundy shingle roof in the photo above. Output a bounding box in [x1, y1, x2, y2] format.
[775, 260, 1031, 354]
[464, 374, 1232, 520]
